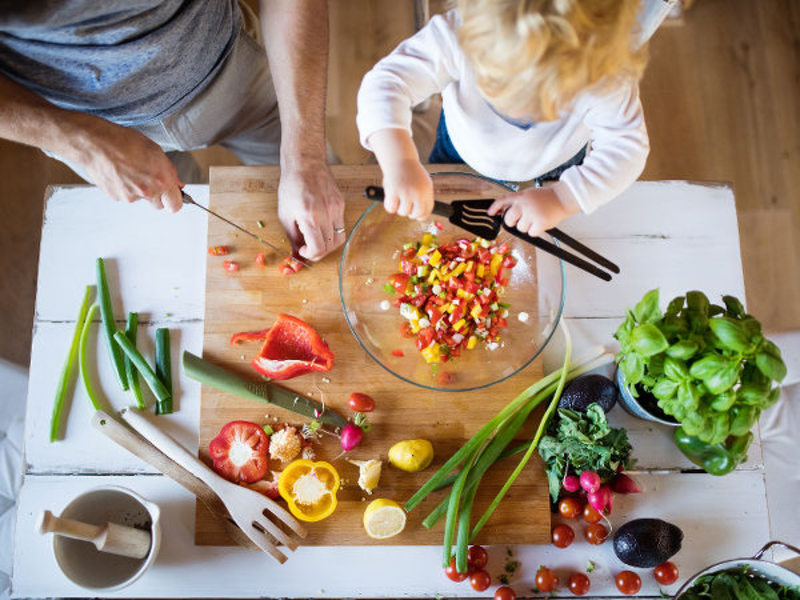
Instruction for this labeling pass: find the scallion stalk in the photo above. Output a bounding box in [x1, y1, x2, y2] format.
[154, 328, 172, 415]
[49, 285, 93, 442]
[96, 258, 128, 390]
[79, 304, 103, 411]
[442, 446, 479, 568]
[124, 312, 146, 410]
[113, 331, 171, 406]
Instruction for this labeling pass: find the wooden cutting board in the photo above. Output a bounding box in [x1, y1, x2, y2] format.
[196, 165, 551, 546]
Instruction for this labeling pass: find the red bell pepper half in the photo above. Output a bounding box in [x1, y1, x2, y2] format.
[208, 420, 270, 483]
[230, 313, 334, 380]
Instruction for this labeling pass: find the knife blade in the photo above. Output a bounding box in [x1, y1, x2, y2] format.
[181, 190, 313, 270]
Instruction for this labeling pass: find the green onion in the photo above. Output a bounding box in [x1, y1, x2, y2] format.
[113, 331, 171, 407]
[154, 328, 172, 415]
[442, 446, 479, 568]
[96, 258, 128, 390]
[256, 220, 264, 229]
[79, 304, 103, 411]
[50, 285, 93, 442]
[124, 312, 146, 410]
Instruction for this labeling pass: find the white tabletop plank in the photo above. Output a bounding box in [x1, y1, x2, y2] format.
[34, 185, 209, 322]
[12, 471, 769, 598]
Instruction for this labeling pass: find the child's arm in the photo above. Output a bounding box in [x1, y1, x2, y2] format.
[369, 129, 433, 220]
[488, 187, 581, 236]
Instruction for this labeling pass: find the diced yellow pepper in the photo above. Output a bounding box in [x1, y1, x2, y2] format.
[421, 345, 440, 363]
[467, 335, 478, 350]
[470, 304, 483, 320]
[445, 303, 455, 314]
[416, 245, 431, 257]
[428, 249, 442, 267]
[451, 263, 467, 278]
[427, 268, 441, 285]
[453, 318, 466, 332]
[490, 253, 503, 276]
[422, 233, 433, 246]
[465, 261, 474, 272]
[476, 264, 485, 279]
[456, 288, 468, 299]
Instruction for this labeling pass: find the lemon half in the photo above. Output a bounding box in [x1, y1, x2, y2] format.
[363, 499, 406, 539]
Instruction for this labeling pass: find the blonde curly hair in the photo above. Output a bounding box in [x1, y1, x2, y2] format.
[457, 0, 647, 121]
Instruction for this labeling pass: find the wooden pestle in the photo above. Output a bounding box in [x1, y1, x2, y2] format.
[36, 510, 151, 559]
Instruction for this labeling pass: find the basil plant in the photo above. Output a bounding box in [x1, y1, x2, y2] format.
[615, 289, 787, 444]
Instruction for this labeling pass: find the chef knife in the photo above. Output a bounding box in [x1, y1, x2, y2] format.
[181, 190, 313, 269]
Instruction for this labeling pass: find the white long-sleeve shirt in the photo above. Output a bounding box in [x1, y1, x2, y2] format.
[356, 10, 650, 214]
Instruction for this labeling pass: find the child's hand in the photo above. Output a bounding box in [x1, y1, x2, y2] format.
[381, 159, 434, 219]
[368, 128, 434, 220]
[488, 187, 579, 236]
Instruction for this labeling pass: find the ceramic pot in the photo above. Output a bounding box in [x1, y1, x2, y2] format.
[615, 367, 679, 426]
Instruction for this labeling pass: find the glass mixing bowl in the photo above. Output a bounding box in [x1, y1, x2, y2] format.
[339, 172, 566, 392]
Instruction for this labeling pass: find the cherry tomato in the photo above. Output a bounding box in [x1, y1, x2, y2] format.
[467, 545, 488, 570]
[535, 567, 558, 593]
[654, 561, 679, 585]
[278, 264, 293, 275]
[208, 245, 229, 256]
[568, 573, 591, 596]
[347, 392, 375, 413]
[584, 523, 609, 545]
[582, 503, 602, 524]
[551, 523, 575, 548]
[391, 349, 405, 357]
[494, 587, 516, 600]
[444, 557, 468, 582]
[254, 252, 266, 268]
[223, 260, 239, 273]
[615, 571, 642, 595]
[469, 569, 491, 592]
[558, 496, 582, 519]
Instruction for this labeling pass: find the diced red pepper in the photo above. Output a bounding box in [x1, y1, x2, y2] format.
[391, 349, 405, 357]
[209, 421, 270, 484]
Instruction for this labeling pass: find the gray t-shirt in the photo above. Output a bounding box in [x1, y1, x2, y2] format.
[0, 0, 241, 125]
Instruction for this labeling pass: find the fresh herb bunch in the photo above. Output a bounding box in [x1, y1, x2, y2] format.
[615, 289, 787, 444]
[683, 568, 800, 600]
[538, 403, 635, 502]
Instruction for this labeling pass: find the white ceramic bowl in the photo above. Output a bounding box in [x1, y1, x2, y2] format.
[51, 485, 161, 592]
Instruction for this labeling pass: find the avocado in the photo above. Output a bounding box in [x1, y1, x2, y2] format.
[613, 518, 683, 568]
[558, 374, 617, 413]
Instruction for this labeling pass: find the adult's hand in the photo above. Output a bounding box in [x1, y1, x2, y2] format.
[78, 119, 184, 212]
[277, 163, 345, 261]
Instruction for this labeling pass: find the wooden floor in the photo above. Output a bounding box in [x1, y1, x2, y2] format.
[0, 0, 798, 366]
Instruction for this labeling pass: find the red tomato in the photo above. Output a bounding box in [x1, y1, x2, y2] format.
[469, 569, 491, 592]
[391, 349, 405, 357]
[223, 260, 239, 273]
[615, 571, 642, 595]
[347, 392, 375, 413]
[278, 264, 293, 275]
[654, 562, 679, 585]
[584, 523, 609, 545]
[568, 573, 590, 596]
[535, 567, 558, 593]
[403, 247, 417, 259]
[558, 496, 582, 519]
[434, 221, 445, 231]
[416, 328, 434, 350]
[208, 245, 229, 256]
[254, 252, 266, 268]
[551, 523, 575, 548]
[502, 255, 516, 268]
[467, 545, 488, 570]
[400, 322, 414, 338]
[437, 371, 456, 385]
[208, 421, 269, 483]
[494, 587, 516, 600]
[444, 557, 468, 582]
[401, 260, 416, 275]
[582, 504, 602, 524]
[389, 273, 410, 294]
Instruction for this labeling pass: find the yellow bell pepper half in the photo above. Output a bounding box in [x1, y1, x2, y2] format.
[278, 459, 340, 522]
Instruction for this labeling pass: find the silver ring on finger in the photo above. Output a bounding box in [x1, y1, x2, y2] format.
[334, 227, 346, 235]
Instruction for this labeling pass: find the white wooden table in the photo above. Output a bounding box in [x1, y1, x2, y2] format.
[11, 181, 771, 599]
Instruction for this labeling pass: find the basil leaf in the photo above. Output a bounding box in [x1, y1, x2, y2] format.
[762, 387, 780, 410]
[761, 339, 783, 359]
[687, 308, 709, 333]
[664, 356, 689, 381]
[652, 378, 679, 400]
[730, 405, 757, 436]
[665, 295, 684, 318]
[756, 350, 788, 383]
[631, 323, 669, 357]
[666, 339, 699, 360]
[687, 290, 710, 316]
[709, 317, 751, 353]
[633, 288, 662, 324]
[704, 357, 741, 395]
[677, 380, 701, 412]
[681, 410, 706, 436]
[614, 312, 636, 345]
[707, 412, 731, 444]
[709, 303, 725, 317]
[620, 352, 644, 387]
[710, 390, 737, 411]
[723, 295, 745, 318]
[689, 354, 729, 381]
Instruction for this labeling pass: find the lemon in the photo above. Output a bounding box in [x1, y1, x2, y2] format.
[363, 499, 406, 539]
[388, 439, 434, 472]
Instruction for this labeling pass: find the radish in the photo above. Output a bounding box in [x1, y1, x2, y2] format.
[611, 473, 643, 494]
[600, 484, 613, 514]
[579, 470, 601, 494]
[563, 474, 580, 493]
[586, 489, 604, 514]
[340, 424, 363, 451]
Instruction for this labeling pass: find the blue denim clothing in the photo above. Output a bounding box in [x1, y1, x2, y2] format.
[428, 109, 587, 184]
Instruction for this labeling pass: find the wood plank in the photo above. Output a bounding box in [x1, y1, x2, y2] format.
[197, 165, 549, 546]
[14, 471, 770, 598]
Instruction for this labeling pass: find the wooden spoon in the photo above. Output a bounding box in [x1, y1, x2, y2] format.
[36, 510, 151, 560]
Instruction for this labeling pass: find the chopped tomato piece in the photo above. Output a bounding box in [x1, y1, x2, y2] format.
[391, 349, 405, 357]
[437, 371, 456, 385]
[401, 260, 416, 275]
[209, 245, 230, 256]
[223, 260, 239, 273]
[255, 252, 267, 268]
[389, 273, 410, 294]
[434, 221, 445, 231]
[400, 322, 415, 338]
